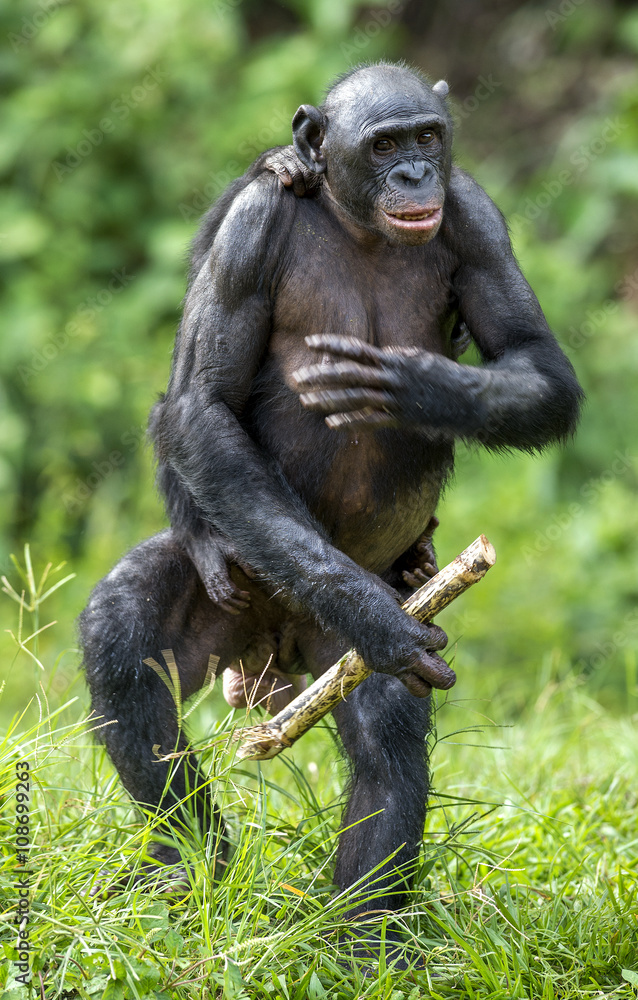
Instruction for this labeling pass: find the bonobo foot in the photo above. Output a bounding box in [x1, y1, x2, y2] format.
[223, 663, 307, 715]
[340, 927, 426, 973]
[401, 516, 440, 588]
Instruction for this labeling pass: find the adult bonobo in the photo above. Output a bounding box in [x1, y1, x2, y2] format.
[81, 63, 582, 962]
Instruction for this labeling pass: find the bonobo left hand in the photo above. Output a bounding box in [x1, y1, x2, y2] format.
[292, 334, 486, 432]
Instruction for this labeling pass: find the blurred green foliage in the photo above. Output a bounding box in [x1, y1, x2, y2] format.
[0, 0, 637, 715]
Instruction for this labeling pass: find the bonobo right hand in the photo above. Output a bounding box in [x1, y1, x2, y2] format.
[369, 616, 455, 699]
[262, 145, 319, 197]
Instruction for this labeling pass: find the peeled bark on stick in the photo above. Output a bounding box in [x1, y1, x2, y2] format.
[234, 533, 496, 761]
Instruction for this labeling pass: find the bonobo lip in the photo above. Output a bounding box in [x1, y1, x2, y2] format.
[382, 206, 442, 231]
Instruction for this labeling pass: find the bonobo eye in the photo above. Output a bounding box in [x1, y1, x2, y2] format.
[373, 137, 395, 154]
[417, 131, 437, 146]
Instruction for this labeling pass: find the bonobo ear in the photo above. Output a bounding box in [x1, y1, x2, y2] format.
[432, 79, 449, 98]
[292, 104, 327, 175]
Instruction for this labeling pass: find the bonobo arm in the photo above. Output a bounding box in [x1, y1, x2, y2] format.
[188, 147, 306, 285]
[292, 169, 583, 451]
[153, 174, 453, 697]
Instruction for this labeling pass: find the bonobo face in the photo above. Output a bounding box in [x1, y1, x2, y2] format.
[293, 65, 453, 247]
[327, 102, 449, 246]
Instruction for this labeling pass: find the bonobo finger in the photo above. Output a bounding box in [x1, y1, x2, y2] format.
[410, 650, 456, 690]
[218, 591, 251, 614]
[291, 361, 397, 391]
[220, 602, 241, 615]
[422, 622, 447, 650]
[229, 593, 251, 607]
[403, 673, 433, 698]
[220, 600, 250, 614]
[413, 539, 438, 573]
[299, 388, 394, 414]
[275, 167, 296, 193]
[325, 409, 398, 430]
[237, 562, 257, 580]
[412, 564, 436, 579]
[305, 334, 387, 365]
[291, 172, 307, 197]
[402, 568, 436, 589]
[263, 152, 294, 187]
[305, 334, 424, 365]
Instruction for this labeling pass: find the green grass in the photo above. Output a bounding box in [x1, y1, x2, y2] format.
[1, 566, 638, 998]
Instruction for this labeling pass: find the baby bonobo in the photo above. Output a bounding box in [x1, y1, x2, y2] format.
[81, 62, 582, 969]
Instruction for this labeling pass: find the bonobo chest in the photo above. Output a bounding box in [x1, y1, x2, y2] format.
[247, 198, 457, 572]
[273, 200, 456, 358]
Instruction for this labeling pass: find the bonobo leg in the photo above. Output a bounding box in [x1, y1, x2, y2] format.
[332, 673, 430, 926]
[80, 529, 247, 875]
[297, 628, 430, 918]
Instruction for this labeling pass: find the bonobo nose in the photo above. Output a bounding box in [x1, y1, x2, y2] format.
[390, 160, 428, 185]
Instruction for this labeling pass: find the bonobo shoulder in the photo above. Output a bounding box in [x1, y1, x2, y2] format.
[445, 166, 512, 262]
[208, 172, 296, 297]
[212, 173, 295, 257]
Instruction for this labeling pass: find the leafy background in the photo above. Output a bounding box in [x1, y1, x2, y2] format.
[1, 0, 637, 717]
[1, 2, 638, 997]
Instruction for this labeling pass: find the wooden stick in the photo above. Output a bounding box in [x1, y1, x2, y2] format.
[234, 534, 496, 761]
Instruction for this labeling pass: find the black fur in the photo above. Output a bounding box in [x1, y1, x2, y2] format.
[80, 63, 582, 947]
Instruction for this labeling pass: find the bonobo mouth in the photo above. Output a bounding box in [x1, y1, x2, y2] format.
[382, 206, 442, 231]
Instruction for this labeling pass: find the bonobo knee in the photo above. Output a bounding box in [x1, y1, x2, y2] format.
[79, 530, 200, 711]
[334, 674, 431, 766]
